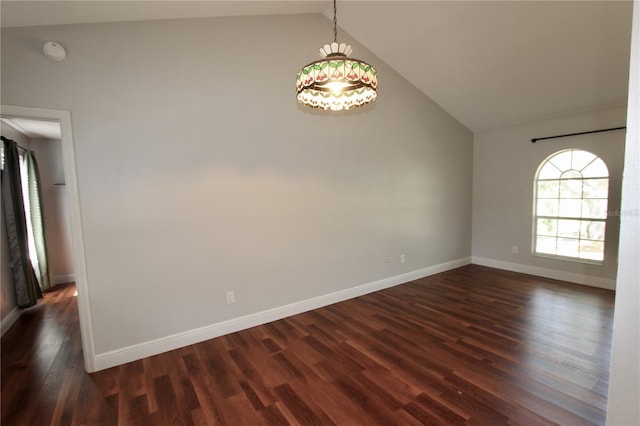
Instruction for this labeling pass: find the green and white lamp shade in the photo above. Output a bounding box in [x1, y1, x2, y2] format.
[296, 42, 378, 111]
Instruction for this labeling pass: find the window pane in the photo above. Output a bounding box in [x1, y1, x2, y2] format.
[558, 219, 580, 238]
[572, 150, 597, 171]
[537, 180, 559, 198]
[582, 199, 608, 219]
[549, 151, 572, 171]
[583, 178, 608, 198]
[579, 240, 604, 261]
[559, 199, 582, 218]
[560, 170, 582, 180]
[559, 179, 582, 198]
[537, 218, 557, 236]
[536, 236, 556, 255]
[582, 158, 608, 178]
[537, 199, 559, 216]
[557, 238, 579, 257]
[538, 162, 562, 179]
[580, 220, 605, 241]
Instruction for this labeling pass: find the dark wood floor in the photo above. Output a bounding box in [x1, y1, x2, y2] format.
[1, 265, 615, 425]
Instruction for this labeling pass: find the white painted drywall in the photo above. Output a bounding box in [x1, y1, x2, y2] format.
[0, 14, 472, 357]
[472, 106, 626, 288]
[606, 2, 640, 424]
[29, 138, 75, 283]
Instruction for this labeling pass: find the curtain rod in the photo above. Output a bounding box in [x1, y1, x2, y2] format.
[531, 126, 626, 143]
[1, 135, 28, 151]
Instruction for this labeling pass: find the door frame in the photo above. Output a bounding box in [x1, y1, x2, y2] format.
[1, 105, 96, 372]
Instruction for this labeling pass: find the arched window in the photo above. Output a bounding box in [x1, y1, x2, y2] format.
[533, 149, 609, 263]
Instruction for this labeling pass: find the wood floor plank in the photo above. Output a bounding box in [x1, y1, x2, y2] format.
[273, 382, 336, 426]
[1, 265, 615, 425]
[258, 403, 291, 425]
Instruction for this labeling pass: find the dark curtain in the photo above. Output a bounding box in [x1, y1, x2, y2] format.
[1, 138, 42, 308]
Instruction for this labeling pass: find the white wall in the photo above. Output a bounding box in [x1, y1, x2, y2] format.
[472, 106, 626, 289]
[29, 138, 75, 284]
[0, 15, 473, 364]
[606, 1, 640, 424]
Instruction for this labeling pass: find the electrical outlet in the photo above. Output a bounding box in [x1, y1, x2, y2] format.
[400, 254, 406, 264]
[226, 291, 235, 305]
[512, 246, 519, 254]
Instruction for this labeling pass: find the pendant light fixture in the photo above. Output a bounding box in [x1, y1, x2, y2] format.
[296, 0, 378, 111]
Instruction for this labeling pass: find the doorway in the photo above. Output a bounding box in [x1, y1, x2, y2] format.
[2, 117, 72, 288]
[0, 105, 95, 372]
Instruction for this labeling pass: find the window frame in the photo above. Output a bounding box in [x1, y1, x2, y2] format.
[532, 149, 609, 265]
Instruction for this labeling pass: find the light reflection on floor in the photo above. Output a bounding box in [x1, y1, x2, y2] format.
[522, 284, 614, 393]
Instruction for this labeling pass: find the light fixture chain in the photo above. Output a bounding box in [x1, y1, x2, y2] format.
[333, 0, 338, 42]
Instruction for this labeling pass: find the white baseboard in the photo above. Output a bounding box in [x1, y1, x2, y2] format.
[54, 274, 76, 285]
[471, 257, 616, 290]
[1, 307, 21, 336]
[93, 256, 471, 372]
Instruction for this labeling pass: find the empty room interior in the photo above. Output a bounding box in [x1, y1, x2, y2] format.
[1, 1, 638, 425]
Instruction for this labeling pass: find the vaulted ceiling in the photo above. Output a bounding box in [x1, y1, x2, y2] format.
[1, 1, 633, 133]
